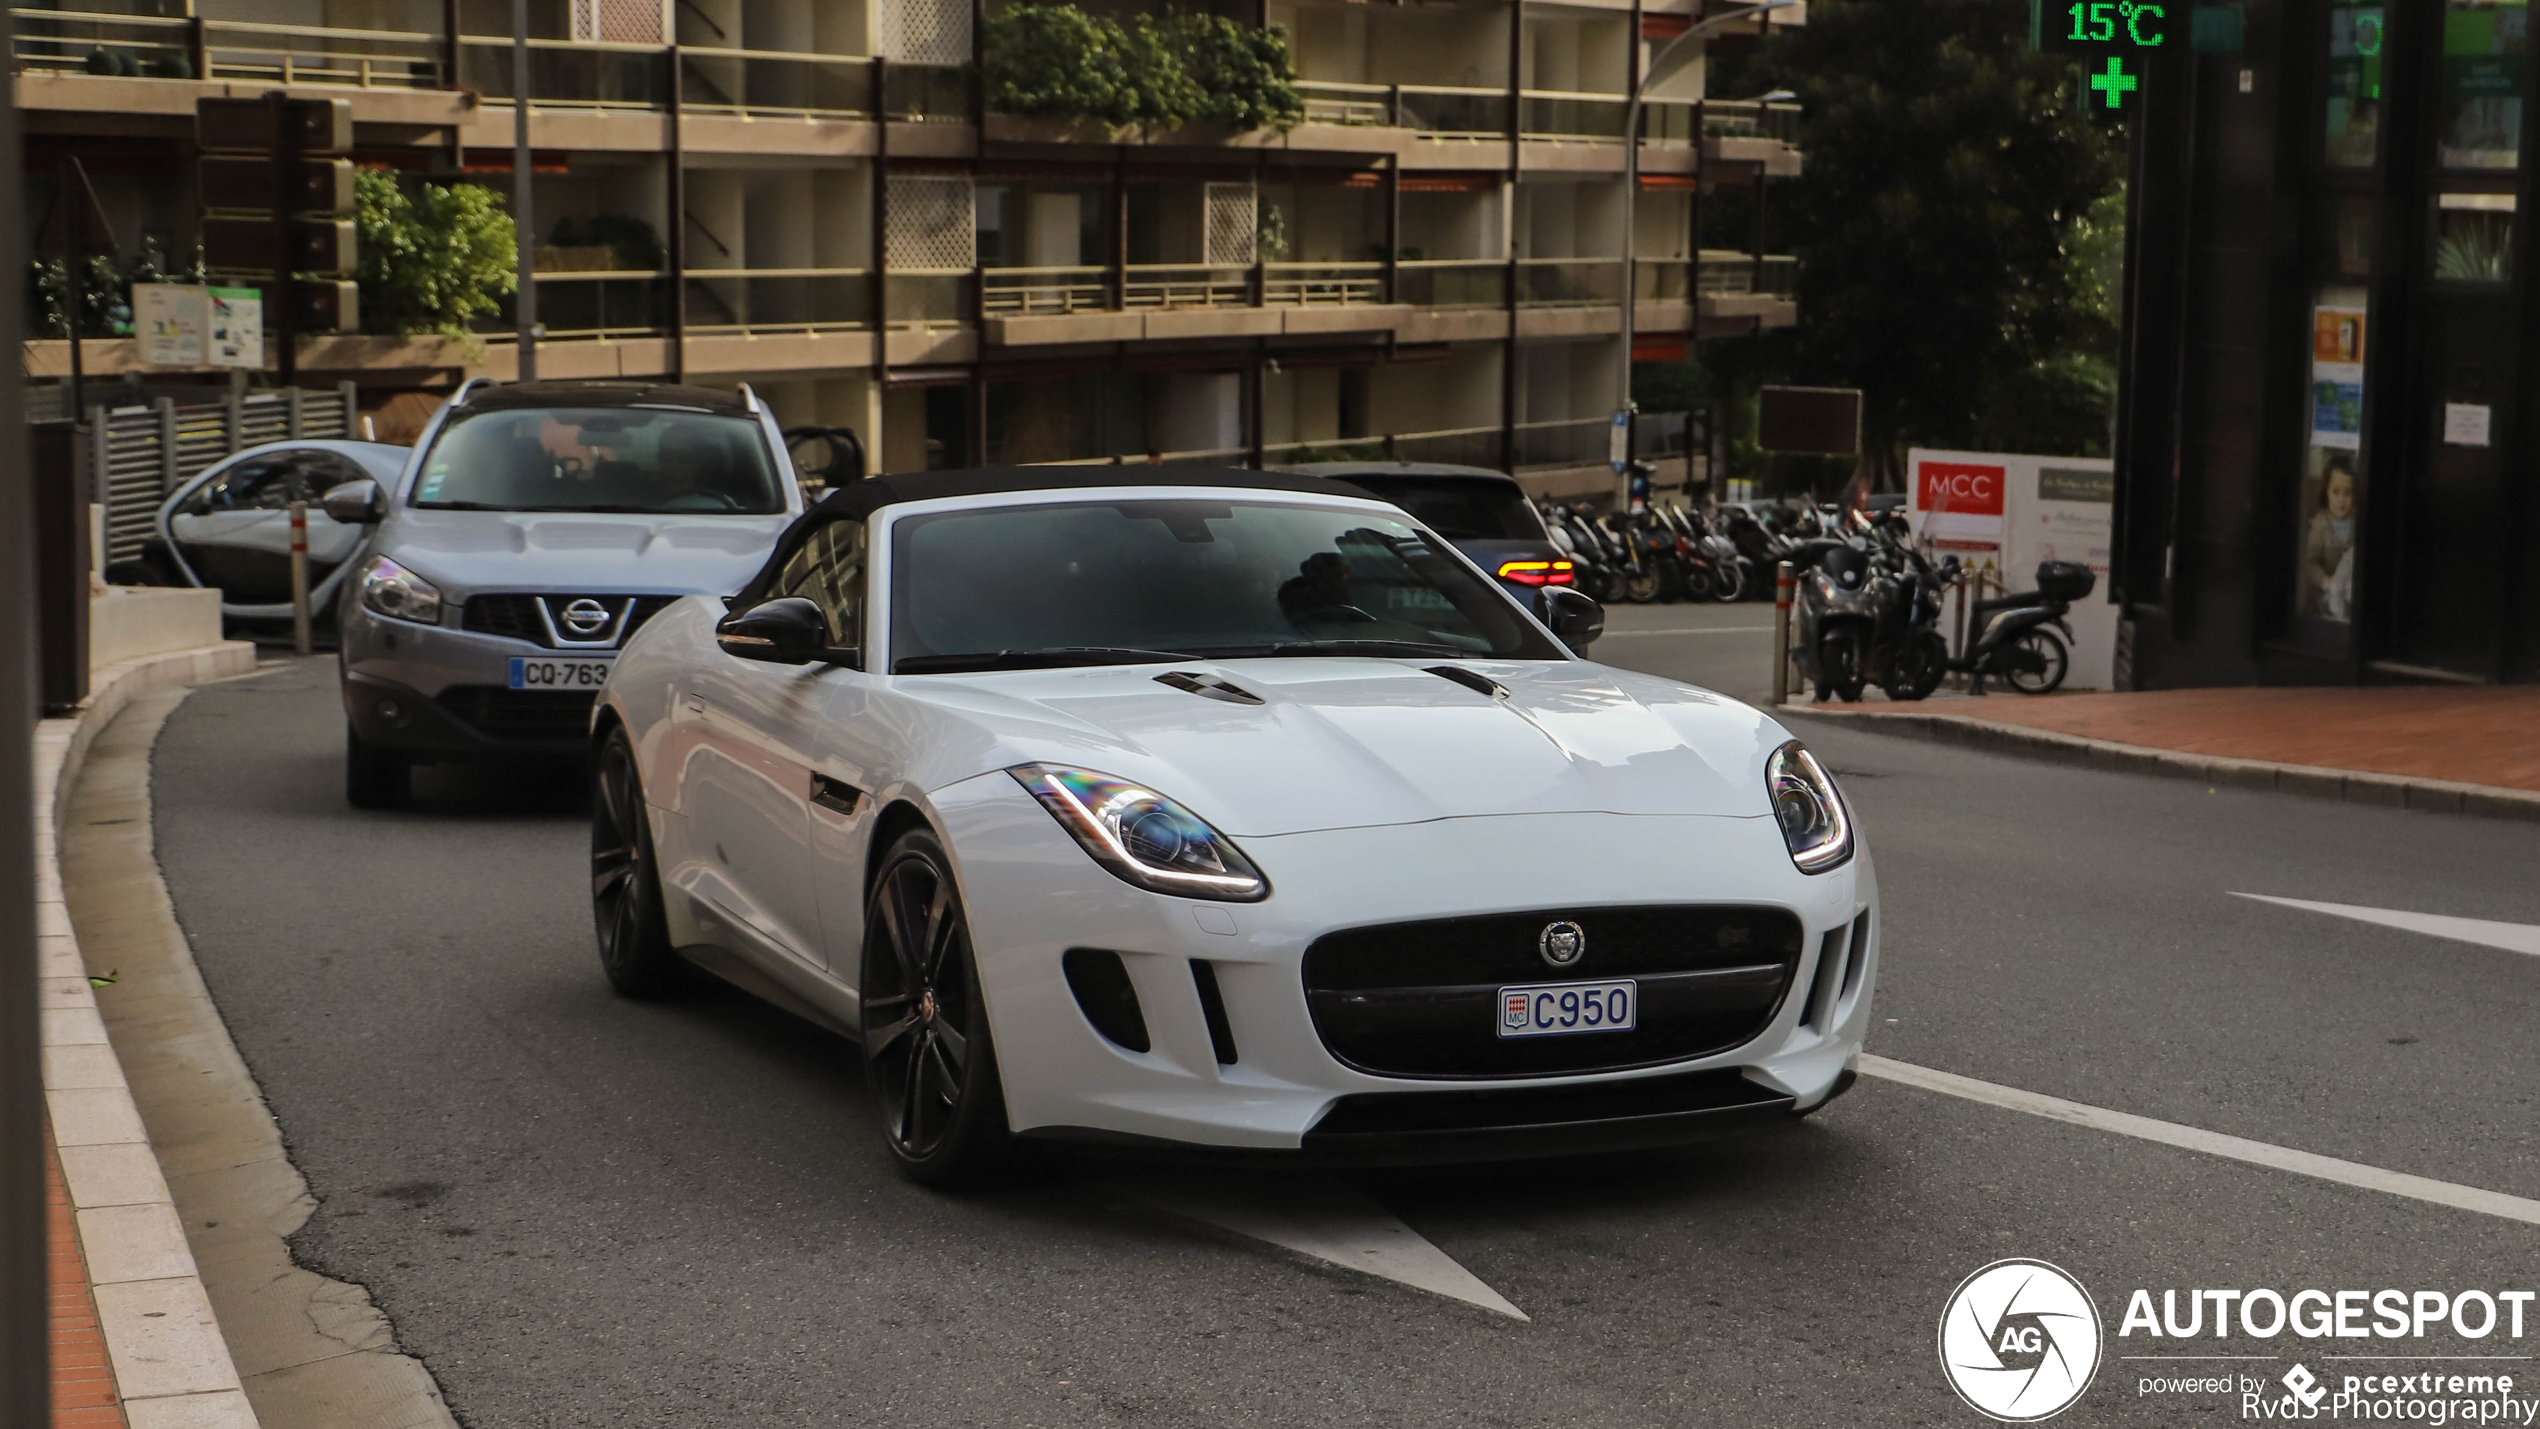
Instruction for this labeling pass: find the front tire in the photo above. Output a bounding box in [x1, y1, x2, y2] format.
[345, 723, 408, 809]
[590, 727, 683, 997]
[1882, 630, 1949, 702]
[1818, 626, 1868, 703]
[859, 829, 1014, 1190]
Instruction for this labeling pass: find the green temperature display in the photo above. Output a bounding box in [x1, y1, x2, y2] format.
[2030, 0, 2178, 111]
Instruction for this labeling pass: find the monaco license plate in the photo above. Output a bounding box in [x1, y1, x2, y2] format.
[1498, 978, 1637, 1039]
[508, 656, 614, 691]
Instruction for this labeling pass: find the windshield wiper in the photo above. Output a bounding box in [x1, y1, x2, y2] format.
[895, 646, 1199, 674]
[1263, 638, 1475, 659]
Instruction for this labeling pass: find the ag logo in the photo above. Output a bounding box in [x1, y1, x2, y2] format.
[1938, 1259, 2102, 1422]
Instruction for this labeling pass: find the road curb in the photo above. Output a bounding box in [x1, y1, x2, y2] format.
[1785, 706, 2540, 823]
[35, 641, 262, 1429]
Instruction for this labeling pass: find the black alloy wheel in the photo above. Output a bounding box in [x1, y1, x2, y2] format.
[859, 829, 1013, 1188]
[2002, 627, 2071, 695]
[590, 727, 683, 997]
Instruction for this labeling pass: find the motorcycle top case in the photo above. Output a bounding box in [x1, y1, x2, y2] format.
[2034, 560, 2096, 602]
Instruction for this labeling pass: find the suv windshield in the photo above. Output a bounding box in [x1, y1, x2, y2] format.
[412, 406, 784, 514]
[1341, 477, 1544, 540]
[889, 499, 1564, 674]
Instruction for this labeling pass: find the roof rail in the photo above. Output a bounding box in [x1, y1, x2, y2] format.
[738, 382, 761, 415]
[448, 376, 487, 407]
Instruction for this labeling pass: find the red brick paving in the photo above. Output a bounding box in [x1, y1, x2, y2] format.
[1836, 686, 2540, 792]
[48, 1125, 127, 1429]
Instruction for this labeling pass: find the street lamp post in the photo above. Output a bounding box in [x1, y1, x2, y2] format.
[1616, 0, 1795, 507]
[512, 0, 536, 380]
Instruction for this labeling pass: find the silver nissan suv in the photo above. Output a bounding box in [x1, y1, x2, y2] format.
[326, 379, 804, 807]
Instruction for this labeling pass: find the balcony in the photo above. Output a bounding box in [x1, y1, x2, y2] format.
[1396, 260, 1508, 309]
[1261, 262, 1383, 306]
[677, 47, 872, 119]
[12, 8, 446, 87]
[1292, 79, 1510, 140]
[1516, 258, 1622, 307]
[1519, 90, 1626, 143]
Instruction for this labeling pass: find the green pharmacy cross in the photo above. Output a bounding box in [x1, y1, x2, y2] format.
[2090, 56, 2139, 108]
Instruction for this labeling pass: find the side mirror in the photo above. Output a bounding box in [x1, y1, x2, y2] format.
[1537, 585, 1605, 652]
[715, 596, 834, 665]
[320, 479, 385, 525]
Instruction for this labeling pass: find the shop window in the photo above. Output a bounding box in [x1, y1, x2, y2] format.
[2296, 288, 2369, 625]
[2437, 0, 2526, 171]
[2430, 194, 2518, 282]
[2323, 4, 2386, 168]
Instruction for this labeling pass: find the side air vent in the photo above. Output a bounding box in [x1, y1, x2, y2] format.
[1154, 671, 1264, 705]
[1062, 948, 1151, 1053]
[1423, 665, 1507, 700]
[1191, 961, 1238, 1065]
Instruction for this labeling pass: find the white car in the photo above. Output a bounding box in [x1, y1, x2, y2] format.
[592, 468, 1877, 1186]
[116, 439, 410, 621]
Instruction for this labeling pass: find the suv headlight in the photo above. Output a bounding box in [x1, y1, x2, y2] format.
[1767, 740, 1852, 873]
[359, 555, 443, 625]
[1009, 764, 1268, 902]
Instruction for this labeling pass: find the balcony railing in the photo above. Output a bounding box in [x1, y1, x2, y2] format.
[1519, 89, 1626, 142]
[1395, 259, 1507, 309]
[1639, 98, 1701, 146]
[11, 9, 450, 87]
[1297, 79, 1390, 127]
[1261, 425, 1501, 468]
[1512, 416, 1608, 469]
[679, 47, 871, 118]
[488, 272, 671, 340]
[1702, 99, 1802, 144]
[982, 266, 1110, 316]
[685, 269, 872, 332]
[1398, 84, 1508, 139]
[1516, 258, 1621, 307]
[1122, 264, 1249, 309]
[457, 35, 670, 108]
[1262, 262, 1383, 306]
[1697, 251, 1798, 297]
[885, 270, 973, 330]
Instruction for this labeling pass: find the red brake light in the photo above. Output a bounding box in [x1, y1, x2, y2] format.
[1548, 560, 1575, 585]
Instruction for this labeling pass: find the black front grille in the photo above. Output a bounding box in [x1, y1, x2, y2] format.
[435, 687, 598, 743]
[461, 594, 681, 649]
[1302, 906, 1804, 1078]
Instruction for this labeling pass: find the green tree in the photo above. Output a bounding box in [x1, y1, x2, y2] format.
[354, 167, 517, 339]
[982, 4, 1300, 132]
[1712, 0, 2125, 481]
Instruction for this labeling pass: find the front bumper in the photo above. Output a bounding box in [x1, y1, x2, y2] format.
[338, 598, 600, 760]
[933, 775, 1879, 1159]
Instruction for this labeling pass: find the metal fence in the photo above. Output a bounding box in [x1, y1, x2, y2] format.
[48, 385, 361, 562]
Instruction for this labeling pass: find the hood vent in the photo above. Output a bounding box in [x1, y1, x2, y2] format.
[1155, 670, 1265, 706]
[1423, 665, 1508, 701]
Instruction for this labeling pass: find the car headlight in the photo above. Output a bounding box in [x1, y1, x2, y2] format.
[1009, 764, 1268, 902]
[358, 555, 443, 625]
[1766, 740, 1852, 874]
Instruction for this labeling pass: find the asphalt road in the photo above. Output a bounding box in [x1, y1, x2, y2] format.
[127, 641, 2540, 1428]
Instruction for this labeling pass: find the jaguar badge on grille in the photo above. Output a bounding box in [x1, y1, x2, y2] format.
[1538, 920, 1586, 968]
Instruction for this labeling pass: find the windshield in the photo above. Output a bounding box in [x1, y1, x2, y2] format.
[1343, 477, 1545, 541]
[889, 499, 1565, 674]
[411, 406, 784, 514]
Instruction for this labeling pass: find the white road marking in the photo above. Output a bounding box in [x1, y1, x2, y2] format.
[1598, 626, 1773, 637]
[2230, 893, 2540, 958]
[1112, 1176, 1529, 1321]
[1860, 1055, 2540, 1229]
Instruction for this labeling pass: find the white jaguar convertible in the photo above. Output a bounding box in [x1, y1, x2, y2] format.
[590, 468, 1877, 1186]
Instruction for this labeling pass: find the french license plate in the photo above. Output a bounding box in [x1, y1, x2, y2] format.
[1498, 978, 1637, 1038]
[508, 656, 613, 691]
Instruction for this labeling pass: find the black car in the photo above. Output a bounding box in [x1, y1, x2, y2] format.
[1283, 462, 1581, 609]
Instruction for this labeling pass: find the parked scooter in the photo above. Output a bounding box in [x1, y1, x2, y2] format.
[1951, 559, 2095, 694]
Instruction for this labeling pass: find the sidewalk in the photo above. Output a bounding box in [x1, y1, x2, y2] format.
[1796, 685, 2540, 817]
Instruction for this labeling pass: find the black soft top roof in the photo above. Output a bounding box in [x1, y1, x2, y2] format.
[458, 380, 757, 416]
[733, 465, 1380, 606]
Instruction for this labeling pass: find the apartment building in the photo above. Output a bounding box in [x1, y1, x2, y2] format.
[16, 0, 1800, 495]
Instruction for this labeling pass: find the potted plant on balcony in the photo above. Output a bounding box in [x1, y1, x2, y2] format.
[982, 4, 1300, 143]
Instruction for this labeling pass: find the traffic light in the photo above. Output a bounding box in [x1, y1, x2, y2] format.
[196, 94, 361, 377]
